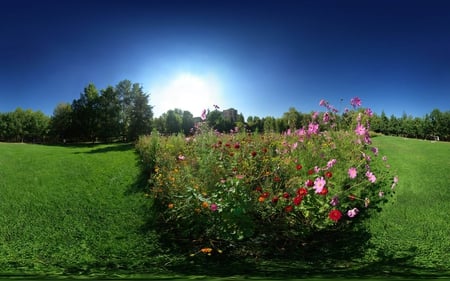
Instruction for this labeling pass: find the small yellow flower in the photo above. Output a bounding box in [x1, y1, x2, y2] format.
[168, 203, 174, 209]
[201, 201, 209, 208]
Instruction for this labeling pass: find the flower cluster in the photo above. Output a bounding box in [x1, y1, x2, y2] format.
[137, 97, 397, 256]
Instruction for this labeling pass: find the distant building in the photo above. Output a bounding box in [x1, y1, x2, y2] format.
[222, 108, 238, 122]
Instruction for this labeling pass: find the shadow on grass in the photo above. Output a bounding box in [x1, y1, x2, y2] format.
[147, 224, 450, 279]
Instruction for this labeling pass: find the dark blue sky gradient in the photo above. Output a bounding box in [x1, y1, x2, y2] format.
[1, 0, 449, 118]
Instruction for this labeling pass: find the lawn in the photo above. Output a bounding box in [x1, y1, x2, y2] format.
[0, 136, 449, 280]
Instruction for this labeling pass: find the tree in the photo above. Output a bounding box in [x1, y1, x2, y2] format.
[71, 83, 100, 142]
[50, 103, 72, 142]
[127, 86, 153, 140]
[98, 86, 121, 141]
[181, 110, 194, 135]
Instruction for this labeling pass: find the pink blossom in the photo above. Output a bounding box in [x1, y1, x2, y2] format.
[323, 112, 330, 123]
[210, 204, 218, 212]
[365, 108, 373, 116]
[312, 111, 319, 120]
[201, 109, 207, 121]
[355, 123, 367, 136]
[347, 207, 359, 218]
[327, 159, 337, 169]
[314, 166, 321, 173]
[319, 99, 327, 106]
[330, 195, 339, 206]
[177, 155, 185, 160]
[366, 171, 376, 183]
[313, 177, 326, 194]
[350, 97, 362, 108]
[348, 167, 357, 179]
[308, 122, 319, 135]
[371, 147, 379, 156]
[292, 142, 298, 150]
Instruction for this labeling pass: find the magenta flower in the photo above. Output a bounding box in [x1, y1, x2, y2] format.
[371, 147, 379, 156]
[319, 99, 327, 106]
[210, 204, 218, 212]
[313, 177, 326, 194]
[350, 97, 362, 108]
[347, 207, 359, 218]
[330, 195, 339, 206]
[355, 123, 367, 136]
[365, 108, 373, 116]
[327, 159, 337, 169]
[308, 122, 319, 135]
[323, 112, 330, 123]
[348, 167, 357, 179]
[366, 171, 376, 183]
[201, 109, 207, 121]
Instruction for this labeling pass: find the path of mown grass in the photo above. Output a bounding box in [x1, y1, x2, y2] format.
[0, 137, 449, 280]
[0, 143, 163, 275]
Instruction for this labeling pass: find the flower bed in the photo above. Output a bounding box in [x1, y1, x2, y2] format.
[136, 98, 397, 257]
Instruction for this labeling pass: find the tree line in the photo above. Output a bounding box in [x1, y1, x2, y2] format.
[0, 79, 449, 142]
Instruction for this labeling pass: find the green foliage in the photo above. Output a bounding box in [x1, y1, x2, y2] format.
[137, 99, 397, 257]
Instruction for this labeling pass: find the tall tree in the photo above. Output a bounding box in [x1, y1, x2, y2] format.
[71, 83, 100, 142]
[50, 103, 72, 141]
[127, 85, 153, 140]
[98, 86, 121, 141]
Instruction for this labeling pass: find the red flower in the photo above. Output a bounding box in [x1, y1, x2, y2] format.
[306, 179, 314, 187]
[251, 151, 257, 157]
[282, 192, 290, 199]
[255, 186, 262, 193]
[325, 171, 333, 178]
[271, 196, 279, 204]
[297, 187, 308, 196]
[285, 205, 293, 213]
[308, 169, 314, 175]
[234, 143, 240, 149]
[293, 196, 303, 206]
[296, 164, 303, 170]
[262, 147, 268, 153]
[320, 187, 328, 195]
[329, 209, 342, 222]
[274, 176, 281, 182]
[349, 194, 356, 201]
[262, 191, 270, 198]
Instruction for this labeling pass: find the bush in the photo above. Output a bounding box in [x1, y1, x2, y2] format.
[136, 98, 397, 258]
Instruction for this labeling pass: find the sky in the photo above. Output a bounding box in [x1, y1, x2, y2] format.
[1, 0, 449, 119]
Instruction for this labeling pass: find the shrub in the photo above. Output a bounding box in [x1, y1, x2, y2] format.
[136, 98, 397, 258]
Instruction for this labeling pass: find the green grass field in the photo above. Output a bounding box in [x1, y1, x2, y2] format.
[0, 136, 449, 280]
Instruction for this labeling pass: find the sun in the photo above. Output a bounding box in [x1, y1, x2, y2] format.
[152, 72, 223, 117]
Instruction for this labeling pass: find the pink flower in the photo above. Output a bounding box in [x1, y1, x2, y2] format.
[347, 207, 359, 218]
[350, 97, 362, 108]
[308, 122, 319, 135]
[313, 177, 326, 194]
[366, 171, 376, 183]
[319, 99, 327, 106]
[371, 147, 379, 156]
[312, 111, 318, 120]
[327, 159, 337, 169]
[201, 109, 207, 121]
[365, 108, 373, 116]
[330, 195, 339, 206]
[348, 167, 357, 179]
[355, 123, 367, 136]
[210, 204, 218, 212]
[323, 112, 330, 123]
[177, 155, 185, 160]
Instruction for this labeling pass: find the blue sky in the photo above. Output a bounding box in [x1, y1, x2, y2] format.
[1, 0, 449, 118]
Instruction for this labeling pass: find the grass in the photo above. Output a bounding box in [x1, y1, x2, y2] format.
[0, 136, 449, 280]
[365, 136, 450, 271]
[0, 143, 163, 275]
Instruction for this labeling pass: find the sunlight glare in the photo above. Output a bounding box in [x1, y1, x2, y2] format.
[152, 72, 223, 117]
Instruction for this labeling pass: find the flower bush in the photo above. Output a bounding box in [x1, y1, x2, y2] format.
[136, 98, 397, 257]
